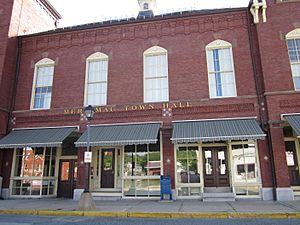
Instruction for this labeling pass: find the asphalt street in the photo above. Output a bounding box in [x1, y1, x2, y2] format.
[0, 215, 299, 225]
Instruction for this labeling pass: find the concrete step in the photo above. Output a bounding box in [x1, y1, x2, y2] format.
[92, 192, 122, 197]
[203, 197, 235, 202]
[202, 192, 235, 198]
[202, 190, 235, 202]
[204, 187, 232, 193]
[92, 196, 121, 201]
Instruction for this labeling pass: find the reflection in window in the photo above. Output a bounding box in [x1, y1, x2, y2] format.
[12, 147, 57, 196]
[285, 141, 297, 166]
[232, 144, 257, 183]
[123, 143, 161, 197]
[232, 142, 259, 196]
[177, 146, 200, 184]
[176, 146, 201, 197]
[60, 162, 70, 181]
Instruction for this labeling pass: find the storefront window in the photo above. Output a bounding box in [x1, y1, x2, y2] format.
[11, 147, 57, 197]
[123, 143, 161, 197]
[177, 146, 200, 184]
[232, 142, 260, 196]
[176, 146, 201, 197]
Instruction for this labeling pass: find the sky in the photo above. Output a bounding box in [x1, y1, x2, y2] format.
[49, 0, 250, 27]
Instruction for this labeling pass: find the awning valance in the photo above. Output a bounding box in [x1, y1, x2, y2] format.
[75, 123, 161, 147]
[0, 127, 77, 149]
[283, 114, 300, 137]
[171, 118, 265, 143]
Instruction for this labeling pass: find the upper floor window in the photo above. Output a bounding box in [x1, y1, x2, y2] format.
[144, 46, 169, 103]
[206, 40, 237, 98]
[85, 52, 108, 106]
[286, 29, 300, 90]
[31, 58, 54, 110]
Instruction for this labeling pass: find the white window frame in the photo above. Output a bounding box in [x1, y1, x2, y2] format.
[286, 28, 300, 91]
[143, 46, 169, 103]
[10, 146, 58, 197]
[229, 140, 262, 198]
[84, 52, 109, 106]
[206, 40, 237, 99]
[30, 58, 55, 110]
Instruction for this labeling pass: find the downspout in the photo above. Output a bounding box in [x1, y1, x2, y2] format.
[7, 37, 22, 133]
[246, 10, 277, 200]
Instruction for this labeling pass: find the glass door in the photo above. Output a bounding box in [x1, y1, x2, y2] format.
[203, 147, 230, 187]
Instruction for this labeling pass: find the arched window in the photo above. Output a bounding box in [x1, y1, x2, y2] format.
[206, 40, 237, 98]
[144, 46, 169, 103]
[286, 29, 300, 90]
[31, 58, 55, 109]
[85, 52, 108, 106]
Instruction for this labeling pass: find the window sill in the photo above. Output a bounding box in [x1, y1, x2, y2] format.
[209, 95, 237, 99]
[30, 107, 51, 111]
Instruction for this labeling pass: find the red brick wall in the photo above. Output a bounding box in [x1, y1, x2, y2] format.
[255, 0, 300, 188]
[269, 125, 291, 187]
[9, 0, 57, 36]
[76, 147, 86, 189]
[15, 10, 257, 111]
[0, 0, 15, 137]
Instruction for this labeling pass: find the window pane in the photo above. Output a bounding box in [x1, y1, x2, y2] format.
[219, 48, 232, 71]
[21, 180, 31, 195]
[205, 150, 213, 176]
[124, 179, 135, 196]
[60, 162, 70, 181]
[33, 65, 54, 109]
[136, 179, 149, 196]
[135, 151, 148, 176]
[124, 152, 134, 177]
[148, 179, 160, 196]
[188, 159, 200, 183]
[177, 159, 188, 183]
[232, 144, 257, 183]
[144, 52, 168, 102]
[207, 46, 236, 98]
[293, 76, 300, 89]
[31, 180, 41, 195]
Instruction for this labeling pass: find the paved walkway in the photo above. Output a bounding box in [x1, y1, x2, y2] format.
[0, 199, 300, 218]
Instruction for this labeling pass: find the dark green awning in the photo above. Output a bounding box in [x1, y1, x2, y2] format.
[75, 123, 161, 147]
[171, 118, 265, 143]
[0, 127, 77, 149]
[284, 114, 300, 137]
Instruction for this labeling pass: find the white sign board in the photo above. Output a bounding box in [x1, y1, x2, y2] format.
[84, 151, 92, 163]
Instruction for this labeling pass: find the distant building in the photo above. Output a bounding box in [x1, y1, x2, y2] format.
[0, 0, 299, 201]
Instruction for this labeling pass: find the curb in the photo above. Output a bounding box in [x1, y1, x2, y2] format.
[0, 210, 300, 219]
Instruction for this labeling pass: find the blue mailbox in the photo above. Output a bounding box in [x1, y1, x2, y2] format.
[160, 175, 172, 200]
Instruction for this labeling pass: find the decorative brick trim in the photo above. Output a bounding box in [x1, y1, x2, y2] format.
[21, 11, 248, 52]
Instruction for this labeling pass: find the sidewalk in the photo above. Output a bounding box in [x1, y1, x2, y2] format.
[0, 199, 300, 218]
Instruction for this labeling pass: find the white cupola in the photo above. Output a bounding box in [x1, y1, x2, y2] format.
[137, 0, 157, 18]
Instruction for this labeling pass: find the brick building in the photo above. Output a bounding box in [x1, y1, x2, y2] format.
[0, 0, 299, 201]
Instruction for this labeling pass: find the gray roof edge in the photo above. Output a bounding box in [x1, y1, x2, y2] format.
[172, 117, 258, 123]
[12, 126, 79, 131]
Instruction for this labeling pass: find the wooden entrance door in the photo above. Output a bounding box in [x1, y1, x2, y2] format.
[57, 160, 77, 198]
[203, 147, 230, 187]
[285, 141, 300, 186]
[101, 149, 115, 188]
